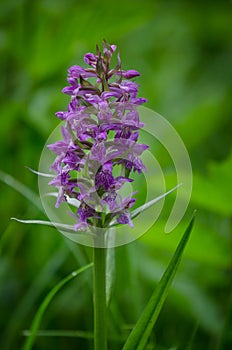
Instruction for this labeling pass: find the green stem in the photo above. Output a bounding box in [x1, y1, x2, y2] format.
[94, 245, 107, 350]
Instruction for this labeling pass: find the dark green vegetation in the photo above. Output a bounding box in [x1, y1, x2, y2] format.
[0, 0, 231, 349]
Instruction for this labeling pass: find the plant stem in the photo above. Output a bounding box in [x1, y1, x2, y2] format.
[93, 245, 107, 350]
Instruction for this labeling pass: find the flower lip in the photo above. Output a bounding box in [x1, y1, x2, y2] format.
[84, 53, 97, 66]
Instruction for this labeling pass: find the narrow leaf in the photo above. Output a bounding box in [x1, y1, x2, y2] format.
[23, 329, 93, 339]
[25, 166, 55, 178]
[109, 184, 182, 228]
[105, 228, 116, 305]
[130, 184, 182, 220]
[11, 218, 76, 233]
[122, 214, 195, 350]
[11, 218, 96, 238]
[22, 329, 126, 342]
[106, 247, 115, 305]
[22, 263, 93, 350]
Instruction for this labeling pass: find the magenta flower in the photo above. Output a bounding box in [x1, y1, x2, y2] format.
[48, 41, 148, 231]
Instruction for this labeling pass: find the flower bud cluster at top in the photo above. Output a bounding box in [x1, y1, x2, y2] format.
[48, 41, 148, 231]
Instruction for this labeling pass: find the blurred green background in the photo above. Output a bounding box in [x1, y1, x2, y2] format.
[0, 0, 232, 349]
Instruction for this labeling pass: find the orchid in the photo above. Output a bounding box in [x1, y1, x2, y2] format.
[48, 41, 148, 231]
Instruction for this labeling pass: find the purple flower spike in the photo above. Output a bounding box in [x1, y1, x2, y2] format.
[48, 41, 148, 231]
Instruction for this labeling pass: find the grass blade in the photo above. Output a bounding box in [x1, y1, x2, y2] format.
[106, 228, 116, 305]
[11, 218, 76, 233]
[122, 214, 195, 350]
[23, 329, 94, 339]
[109, 185, 181, 228]
[22, 263, 93, 350]
[130, 184, 182, 220]
[22, 329, 126, 342]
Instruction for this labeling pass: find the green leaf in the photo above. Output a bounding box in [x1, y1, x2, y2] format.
[130, 184, 181, 220]
[22, 263, 93, 350]
[122, 214, 195, 350]
[105, 228, 116, 305]
[22, 329, 126, 342]
[11, 218, 76, 233]
[22, 329, 94, 339]
[109, 185, 181, 227]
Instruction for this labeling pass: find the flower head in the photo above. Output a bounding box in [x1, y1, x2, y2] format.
[48, 41, 148, 231]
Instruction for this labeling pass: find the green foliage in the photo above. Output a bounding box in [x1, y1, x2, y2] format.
[0, 0, 231, 349]
[22, 263, 93, 350]
[122, 216, 195, 350]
